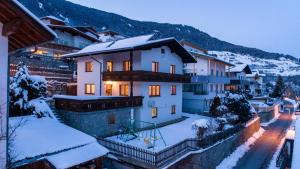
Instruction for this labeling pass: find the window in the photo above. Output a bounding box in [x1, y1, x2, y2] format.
[152, 62, 159, 72]
[171, 85, 176, 95]
[123, 60, 131, 71]
[221, 71, 223, 77]
[210, 84, 214, 92]
[216, 70, 219, 77]
[171, 105, 176, 114]
[119, 84, 129, 96]
[85, 83, 95, 95]
[107, 61, 113, 72]
[170, 65, 176, 74]
[216, 84, 219, 93]
[149, 85, 160, 97]
[151, 107, 158, 118]
[85, 62, 93, 72]
[107, 114, 116, 124]
[161, 48, 165, 54]
[210, 69, 214, 76]
[105, 84, 113, 96]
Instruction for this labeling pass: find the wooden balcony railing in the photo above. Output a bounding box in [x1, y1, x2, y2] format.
[54, 96, 143, 112]
[103, 71, 191, 83]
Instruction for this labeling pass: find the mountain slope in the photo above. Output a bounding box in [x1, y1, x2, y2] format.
[19, 0, 296, 61]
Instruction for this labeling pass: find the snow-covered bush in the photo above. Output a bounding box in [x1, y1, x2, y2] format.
[223, 93, 253, 123]
[192, 119, 219, 139]
[10, 62, 53, 118]
[209, 96, 221, 117]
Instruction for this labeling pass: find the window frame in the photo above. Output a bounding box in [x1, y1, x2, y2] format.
[171, 85, 177, 95]
[119, 84, 129, 96]
[123, 60, 131, 71]
[152, 62, 159, 72]
[106, 61, 113, 72]
[170, 65, 176, 74]
[149, 85, 161, 97]
[171, 105, 176, 114]
[85, 83, 95, 95]
[85, 61, 93, 72]
[105, 84, 113, 96]
[151, 107, 158, 118]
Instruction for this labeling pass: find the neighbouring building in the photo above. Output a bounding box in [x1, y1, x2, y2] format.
[246, 71, 266, 97]
[282, 98, 299, 114]
[10, 116, 108, 169]
[180, 40, 233, 114]
[0, 1, 56, 168]
[97, 30, 125, 42]
[53, 34, 195, 137]
[225, 64, 252, 92]
[9, 15, 101, 95]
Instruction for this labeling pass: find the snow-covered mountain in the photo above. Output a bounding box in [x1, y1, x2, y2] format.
[209, 51, 300, 76]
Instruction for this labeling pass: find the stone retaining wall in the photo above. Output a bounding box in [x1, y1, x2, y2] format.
[168, 117, 261, 169]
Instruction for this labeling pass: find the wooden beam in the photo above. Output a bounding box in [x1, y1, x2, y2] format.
[2, 18, 22, 36]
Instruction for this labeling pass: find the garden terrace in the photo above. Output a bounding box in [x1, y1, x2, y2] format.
[103, 71, 190, 83]
[53, 95, 143, 112]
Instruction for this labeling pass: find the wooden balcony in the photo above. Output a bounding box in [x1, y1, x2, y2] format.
[103, 71, 190, 83]
[54, 96, 143, 112]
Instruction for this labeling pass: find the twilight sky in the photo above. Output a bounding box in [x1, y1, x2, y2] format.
[68, 0, 300, 57]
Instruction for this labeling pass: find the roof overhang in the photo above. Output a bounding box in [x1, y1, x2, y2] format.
[0, 0, 56, 52]
[64, 38, 196, 63]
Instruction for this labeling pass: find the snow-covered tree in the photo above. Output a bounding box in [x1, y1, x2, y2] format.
[271, 75, 285, 98]
[9, 62, 53, 118]
[223, 93, 252, 123]
[209, 96, 221, 117]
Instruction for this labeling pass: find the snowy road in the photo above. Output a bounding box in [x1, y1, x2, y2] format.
[233, 113, 293, 169]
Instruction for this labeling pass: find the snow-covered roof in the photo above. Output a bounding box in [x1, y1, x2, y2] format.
[226, 64, 252, 74]
[284, 98, 298, 106]
[62, 34, 196, 63]
[10, 116, 108, 167]
[249, 101, 269, 108]
[40, 15, 65, 23]
[246, 71, 266, 78]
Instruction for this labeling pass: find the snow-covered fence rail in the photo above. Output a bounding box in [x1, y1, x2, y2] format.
[98, 124, 243, 167]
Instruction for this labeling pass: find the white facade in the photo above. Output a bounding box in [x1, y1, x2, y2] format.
[76, 46, 184, 124]
[0, 22, 8, 169]
[182, 43, 229, 114]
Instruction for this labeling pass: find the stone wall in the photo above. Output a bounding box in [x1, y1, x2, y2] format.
[57, 107, 136, 137]
[169, 117, 261, 169]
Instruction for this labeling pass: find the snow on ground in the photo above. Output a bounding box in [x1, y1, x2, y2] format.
[209, 51, 300, 76]
[107, 113, 212, 152]
[216, 128, 265, 169]
[261, 111, 280, 127]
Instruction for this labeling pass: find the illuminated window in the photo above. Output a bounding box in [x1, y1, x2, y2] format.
[151, 107, 158, 118]
[107, 61, 113, 72]
[171, 85, 176, 95]
[119, 84, 129, 96]
[105, 84, 113, 96]
[85, 62, 93, 72]
[123, 60, 131, 71]
[85, 83, 95, 95]
[171, 105, 176, 114]
[149, 85, 160, 97]
[170, 65, 176, 74]
[152, 62, 159, 72]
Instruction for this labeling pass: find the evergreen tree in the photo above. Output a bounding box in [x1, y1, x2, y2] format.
[10, 62, 52, 118]
[224, 93, 252, 123]
[271, 75, 285, 98]
[209, 96, 221, 117]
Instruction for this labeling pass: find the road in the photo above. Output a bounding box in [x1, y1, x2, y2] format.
[233, 113, 293, 169]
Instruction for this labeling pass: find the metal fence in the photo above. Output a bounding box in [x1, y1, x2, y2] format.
[98, 123, 244, 167]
